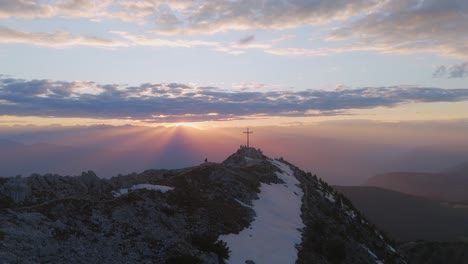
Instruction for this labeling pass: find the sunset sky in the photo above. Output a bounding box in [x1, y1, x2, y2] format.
[1, 0, 468, 185]
[1, 0, 467, 127]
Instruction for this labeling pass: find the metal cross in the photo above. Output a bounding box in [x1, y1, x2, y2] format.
[243, 128, 253, 147]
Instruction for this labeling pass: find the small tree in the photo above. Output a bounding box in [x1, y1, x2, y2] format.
[191, 235, 230, 263]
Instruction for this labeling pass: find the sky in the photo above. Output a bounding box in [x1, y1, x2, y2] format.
[0, 0, 467, 127]
[1, 1, 468, 184]
[1, 121, 468, 184]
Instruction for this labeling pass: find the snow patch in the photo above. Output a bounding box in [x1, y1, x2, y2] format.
[387, 244, 397, 253]
[363, 245, 384, 264]
[112, 184, 174, 197]
[345, 209, 357, 219]
[220, 159, 304, 264]
[235, 199, 252, 208]
[316, 187, 336, 203]
[375, 230, 397, 254]
[324, 192, 336, 203]
[366, 247, 378, 259]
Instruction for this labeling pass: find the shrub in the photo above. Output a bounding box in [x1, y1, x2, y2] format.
[213, 240, 230, 262]
[0, 195, 15, 208]
[0, 177, 9, 184]
[323, 238, 346, 264]
[192, 235, 230, 263]
[161, 206, 176, 216]
[165, 255, 202, 264]
[311, 220, 326, 235]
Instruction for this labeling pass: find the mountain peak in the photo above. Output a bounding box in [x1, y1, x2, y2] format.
[0, 149, 406, 264]
[222, 146, 267, 166]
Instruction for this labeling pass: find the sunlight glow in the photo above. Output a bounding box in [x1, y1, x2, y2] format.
[173, 122, 198, 128]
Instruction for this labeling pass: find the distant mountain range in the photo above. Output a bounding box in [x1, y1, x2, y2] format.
[365, 162, 468, 202]
[334, 186, 468, 242]
[0, 138, 205, 178]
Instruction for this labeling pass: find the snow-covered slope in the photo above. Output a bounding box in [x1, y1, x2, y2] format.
[220, 159, 304, 264]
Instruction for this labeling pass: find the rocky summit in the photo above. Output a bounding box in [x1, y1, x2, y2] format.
[0, 147, 406, 264]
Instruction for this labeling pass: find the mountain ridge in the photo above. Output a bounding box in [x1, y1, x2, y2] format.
[0, 147, 405, 264]
[365, 162, 468, 202]
[334, 185, 468, 242]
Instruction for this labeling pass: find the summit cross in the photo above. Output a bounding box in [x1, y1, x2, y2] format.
[243, 128, 253, 147]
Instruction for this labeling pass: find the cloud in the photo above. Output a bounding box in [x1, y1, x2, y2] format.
[326, 0, 468, 59]
[151, 0, 379, 34]
[433, 65, 447, 78]
[263, 42, 391, 56]
[237, 35, 255, 45]
[434, 62, 468, 78]
[2, 1, 466, 59]
[0, 27, 233, 52]
[449, 62, 468, 78]
[111, 31, 220, 48]
[272, 35, 296, 43]
[232, 82, 267, 91]
[2, 76, 468, 123]
[1, 1, 378, 33]
[0, 26, 122, 48]
[265, 47, 339, 56]
[0, 0, 468, 59]
[0, 26, 255, 55]
[0, 26, 276, 54]
[232, 34, 272, 50]
[0, 0, 53, 19]
[0, 1, 188, 24]
[0, 0, 115, 20]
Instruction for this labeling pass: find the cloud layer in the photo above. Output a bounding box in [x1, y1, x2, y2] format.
[1, 76, 468, 123]
[0, 0, 378, 31]
[1, 0, 467, 59]
[0, 26, 121, 48]
[326, 0, 468, 59]
[151, 0, 379, 34]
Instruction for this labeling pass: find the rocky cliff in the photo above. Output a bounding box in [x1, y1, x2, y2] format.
[0, 147, 406, 264]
